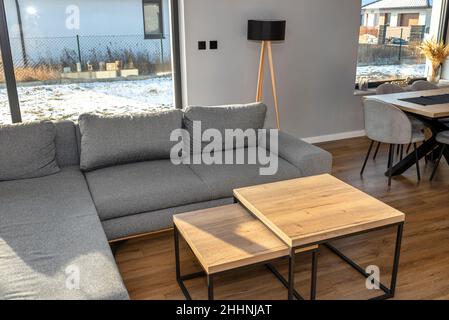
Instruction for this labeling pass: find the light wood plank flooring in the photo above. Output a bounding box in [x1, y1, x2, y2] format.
[115, 137, 449, 300]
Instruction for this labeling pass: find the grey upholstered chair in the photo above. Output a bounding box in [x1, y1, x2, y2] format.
[410, 80, 439, 91]
[371, 83, 427, 161]
[430, 131, 449, 181]
[376, 83, 405, 95]
[362, 99, 426, 186]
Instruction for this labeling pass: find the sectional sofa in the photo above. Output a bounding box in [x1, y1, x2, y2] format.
[0, 103, 332, 300]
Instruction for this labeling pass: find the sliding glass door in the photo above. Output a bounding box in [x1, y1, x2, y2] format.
[0, 0, 181, 124]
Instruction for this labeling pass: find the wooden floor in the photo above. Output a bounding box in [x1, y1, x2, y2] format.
[115, 137, 449, 300]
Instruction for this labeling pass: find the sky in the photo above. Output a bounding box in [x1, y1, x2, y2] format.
[362, 0, 378, 5]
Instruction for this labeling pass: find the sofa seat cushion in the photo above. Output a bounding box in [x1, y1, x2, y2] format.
[188, 147, 303, 199]
[85, 160, 212, 221]
[0, 167, 129, 300]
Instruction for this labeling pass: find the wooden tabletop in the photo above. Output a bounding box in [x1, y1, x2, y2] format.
[173, 204, 289, 275]
[365, 88, 449, 119]
[234, 174, 405, 248]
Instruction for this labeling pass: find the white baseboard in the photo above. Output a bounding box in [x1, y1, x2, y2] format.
[302, 130, 366, 144]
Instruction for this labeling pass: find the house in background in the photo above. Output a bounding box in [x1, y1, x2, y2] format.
[360, 0, 433, 43]
[3, 0, 171, 71]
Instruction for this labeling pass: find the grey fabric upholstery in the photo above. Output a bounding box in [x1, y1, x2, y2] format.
[0, 121, 60, 181]
[102, 198, 234, 240]
[260, 131, 332, 176]
[436, 131, 449, 145]
[0, 167, 129, 300]
[410, 80, 439, 91]
[188, 147, 303, 199]
[183, 103, 267, 152]
[376, 83, 405, 95]
[85, 160, 213, 221]
[78, 110, 183, 171]
[364, 99, 425, 145]
[55, 121, 80, 167]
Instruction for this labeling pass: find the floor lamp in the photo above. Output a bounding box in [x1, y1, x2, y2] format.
[248, 20, 286, 129]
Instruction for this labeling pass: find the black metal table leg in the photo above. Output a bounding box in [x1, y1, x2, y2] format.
[311, 250, 318, 300]
[288, 248, 295, 300]
[324, 222, 404, 300]
[389, 223, 404, 297]
[208, 275, 214, 300]
[174, 226, 193, 300]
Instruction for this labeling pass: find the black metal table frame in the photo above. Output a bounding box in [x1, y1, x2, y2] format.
[174, 224, 319, 300]
[387, 115, 449, 177]
[174, 218, 404, 301]
[286, 221, 404, 300]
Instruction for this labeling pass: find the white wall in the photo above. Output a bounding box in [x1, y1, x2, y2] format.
[180, 0, 364, 140]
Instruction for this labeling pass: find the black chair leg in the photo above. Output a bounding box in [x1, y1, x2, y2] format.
[414, 143, 421, 181]
[406, 143, 412, 154]
[361, 140, 375, 176]
[400, 145, 404, 161]
[430, 145, 447, 181]
[388, 144, 394, 187]
[373, 142, 381, 160]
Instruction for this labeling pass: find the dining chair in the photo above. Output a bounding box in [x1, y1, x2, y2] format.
[409, 80, 439, 91]
[430, 131, 449, 181]
[372, 83, 427, 161]
[361, 99, 425, 187]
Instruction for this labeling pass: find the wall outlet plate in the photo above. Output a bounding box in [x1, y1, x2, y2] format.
[210, 41, 218, 50]
[198, 41, 207, 50]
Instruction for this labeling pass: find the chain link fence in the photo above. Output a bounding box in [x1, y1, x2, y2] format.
[0, 34, 171, 83]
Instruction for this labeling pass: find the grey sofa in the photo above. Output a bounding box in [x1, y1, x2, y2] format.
[0, 103, 332, 300]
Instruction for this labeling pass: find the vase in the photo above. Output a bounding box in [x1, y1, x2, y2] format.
[427, 64, 441, 84]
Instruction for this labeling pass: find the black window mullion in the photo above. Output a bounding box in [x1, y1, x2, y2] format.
[0, 0, 21, 123]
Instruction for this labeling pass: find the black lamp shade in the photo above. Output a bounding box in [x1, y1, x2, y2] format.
[247, 20, 286, 41]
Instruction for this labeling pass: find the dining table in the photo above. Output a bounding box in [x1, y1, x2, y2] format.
[364, 87, 449, 177]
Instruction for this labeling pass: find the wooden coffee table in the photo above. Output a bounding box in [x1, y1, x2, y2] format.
[173, 204, 318, 300]
[234, 174, 406, 300]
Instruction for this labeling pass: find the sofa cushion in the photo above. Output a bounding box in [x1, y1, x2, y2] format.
[55, 121, 80, 167]
[183, 102, 267, 152]
[188, 147, 303, 199]
[78, 110, 183, 171]
[0, 167, 128, 300]
[0, 121, 60, 181]
[85, 160, 212, 221]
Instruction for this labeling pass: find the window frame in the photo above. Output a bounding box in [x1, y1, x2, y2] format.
[356, 0, 449, 89]
[142, 0, 164, 40]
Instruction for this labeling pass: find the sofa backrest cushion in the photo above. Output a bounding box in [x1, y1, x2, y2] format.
[78, 110, 183, 171]
[55, 121, 80, 167]
[183, 102, 267, 152]
[0, 121, 60, 181]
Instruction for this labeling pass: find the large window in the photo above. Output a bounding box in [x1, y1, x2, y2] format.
[143, 0, 163, 39]
[357, 0, 446, 84]
[0, 0, 180, 125]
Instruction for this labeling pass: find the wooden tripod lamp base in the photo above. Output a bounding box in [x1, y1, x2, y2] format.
[248, 19, 286, 130]
[256, 41, 280, 129]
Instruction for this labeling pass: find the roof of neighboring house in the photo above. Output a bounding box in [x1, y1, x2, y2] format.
[362, 0, 432, 10]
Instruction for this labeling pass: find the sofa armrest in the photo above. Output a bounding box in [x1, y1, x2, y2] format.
[260, 131, 333, 176]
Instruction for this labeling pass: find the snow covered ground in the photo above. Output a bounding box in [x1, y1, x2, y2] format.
[0, 76, 174, 124]
[0, 64, 427, 124]
[357, 63, 426, 81]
